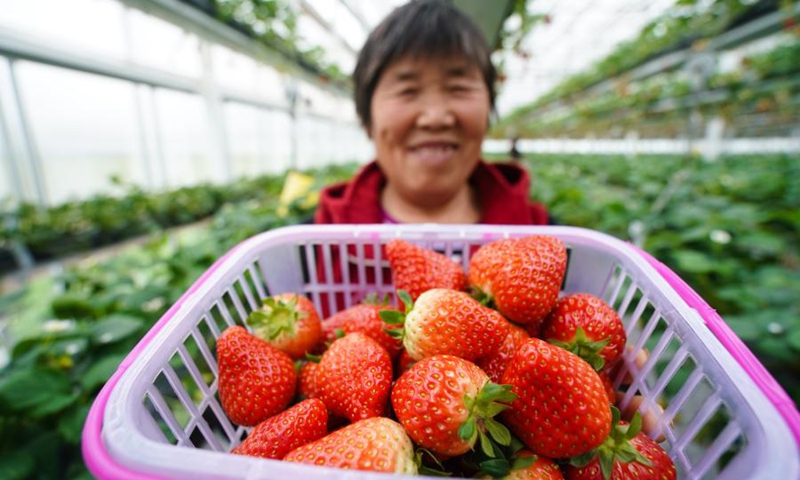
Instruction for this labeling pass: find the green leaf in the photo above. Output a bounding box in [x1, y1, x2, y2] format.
[788, 329, 800, 353]
[51, 294, 96, 319]
[379, 310, 405, 325]
[57, 404, 90, 444]
[484, 418, 512, 446]
[510, 454, 536, 471]
[80, 353, 126, 391]
[458, 417, 476, 442]
[479, 430, 495, 457]
[479, 458, 510, 478]
[397, 290, 413, 312]
[90, 314, 144, 344]
[0, 451, 35, 480]
[0, 367, 75, 417]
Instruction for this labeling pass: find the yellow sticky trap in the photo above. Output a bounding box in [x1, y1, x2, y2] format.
[278, 171, 317, 217]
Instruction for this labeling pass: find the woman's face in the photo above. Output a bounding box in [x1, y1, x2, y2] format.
[369, 56, 490, 208]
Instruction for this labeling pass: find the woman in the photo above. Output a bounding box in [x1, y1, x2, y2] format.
[314, 0, 549, 226]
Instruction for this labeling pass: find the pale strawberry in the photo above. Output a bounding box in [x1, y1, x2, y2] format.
[381, 289, 508, 362]
[284, 417, 417, 474]
[392, 355, 516, 457]
[315, 332, 393, 421]
[385, 239, 467, 300]
[542, 293, 626, 371]
[216, 326, 296, 426]
[246, 293, 322, 359]
[501, 338, 612, 459]
[231, 398, 327, 459]
[469, 235, 567, 328]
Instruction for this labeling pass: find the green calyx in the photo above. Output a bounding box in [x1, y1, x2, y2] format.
[414, 448, 451, 477]
[246, 296, 306, 341]
[469, 287, 495, 309]
[380, 290, 413, 341]
[548, 326, 610, 371]
[458, 382, 518, 459]
[362, 292, 392, 306]
[569, 406, 653, 480]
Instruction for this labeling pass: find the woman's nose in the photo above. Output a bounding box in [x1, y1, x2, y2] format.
[415, 94, 455, 129]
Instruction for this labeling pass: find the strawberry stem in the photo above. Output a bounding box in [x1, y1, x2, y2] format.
[246, 296, 305, 341]
[548, 327, 610, 371]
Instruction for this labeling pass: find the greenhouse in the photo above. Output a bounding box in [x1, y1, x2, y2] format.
[0, 0, 798, 479]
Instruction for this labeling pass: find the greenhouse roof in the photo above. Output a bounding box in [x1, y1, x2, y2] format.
[301, 0, 677, 115]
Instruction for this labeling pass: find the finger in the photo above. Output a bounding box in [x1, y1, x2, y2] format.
[617, 392, 666, 443]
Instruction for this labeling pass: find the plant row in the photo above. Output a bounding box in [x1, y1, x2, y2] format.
[1, 154, 798, 479]
[493, 39, 800, 139]
[0, 166, 356, 272]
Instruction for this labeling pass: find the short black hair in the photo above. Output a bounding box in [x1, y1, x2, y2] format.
[353, 0, 497, 130]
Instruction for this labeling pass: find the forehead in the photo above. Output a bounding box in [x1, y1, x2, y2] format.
[381, 55, 482, 80]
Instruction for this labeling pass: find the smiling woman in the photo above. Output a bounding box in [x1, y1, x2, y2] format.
[313, 0, 550, 226]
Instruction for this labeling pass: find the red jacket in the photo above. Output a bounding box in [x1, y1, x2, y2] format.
[309, 160, 549, 317]
[314, 160, 549, 225]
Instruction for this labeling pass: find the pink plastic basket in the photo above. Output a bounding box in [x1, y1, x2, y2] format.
[82, 225, 800, 480]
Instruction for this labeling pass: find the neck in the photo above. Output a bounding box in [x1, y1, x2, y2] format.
[380, 184, 480, 224]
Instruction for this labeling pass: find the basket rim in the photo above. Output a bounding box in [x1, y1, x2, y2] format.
[82, 224, 800, 480]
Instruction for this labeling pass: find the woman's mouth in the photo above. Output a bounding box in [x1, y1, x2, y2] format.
[408, 143, 458, 164]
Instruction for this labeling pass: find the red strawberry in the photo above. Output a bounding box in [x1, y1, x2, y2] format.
[382, 289, 508, 362]
[386, 239, 467, 300]
[598, 369, 617, 405]
[494, 451, 564, 479]
[284, 417, 417, 474]
[231, 398, 327, 459]
[478, 321, 530, 384]
[542, 293, 626, 371]
[564, 411, 676, 480]
[315, 332, 393, 421]
[392, 355, 516, 457]
[501, 338, 612, 459]
[246, 293, 322, 359]
[297, 360, 319, 399]
[216, 326, 296, 426]
[469, 235, 567, 328]
[322, 303, 403, 357]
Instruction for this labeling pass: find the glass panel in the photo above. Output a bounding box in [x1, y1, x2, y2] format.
[0, 0, 126, 59]
[154, 89, 216, 187]
[129, 10, 202, 77]
[16, 62, 142, 205]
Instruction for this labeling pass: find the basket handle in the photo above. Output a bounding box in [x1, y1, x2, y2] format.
[631, 244, 800, 445]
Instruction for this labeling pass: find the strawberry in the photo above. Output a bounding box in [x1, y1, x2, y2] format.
[392, 355, 516, 457]
[478, 322, 530, 384]
[564, 410, 676, 480]
[542, 293, 626, 371]
[246, 293, 322, 359]
[598, 369, 617, 405]
[385, 239, 467, 300]
[315, 332, 393, 421]
[382, 289, 508, 362]
[489, 451, 564, 480]
[321, 302, 403, 357]
[231, 398, 327, 460]
[284, 417, 417, 474]
[297, 360, 319, 399]
[216, 326, 296, 426]
[501, 338, 612, 459]
[469, 235, 567, 328]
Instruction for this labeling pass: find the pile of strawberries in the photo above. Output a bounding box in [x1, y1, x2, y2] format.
[215, 235, 677, 480]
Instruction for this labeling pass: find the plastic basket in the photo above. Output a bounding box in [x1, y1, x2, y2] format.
[82, 224, 800, 480]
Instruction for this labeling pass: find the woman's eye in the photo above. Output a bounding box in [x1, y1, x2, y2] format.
[399, 88, 417, 97]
